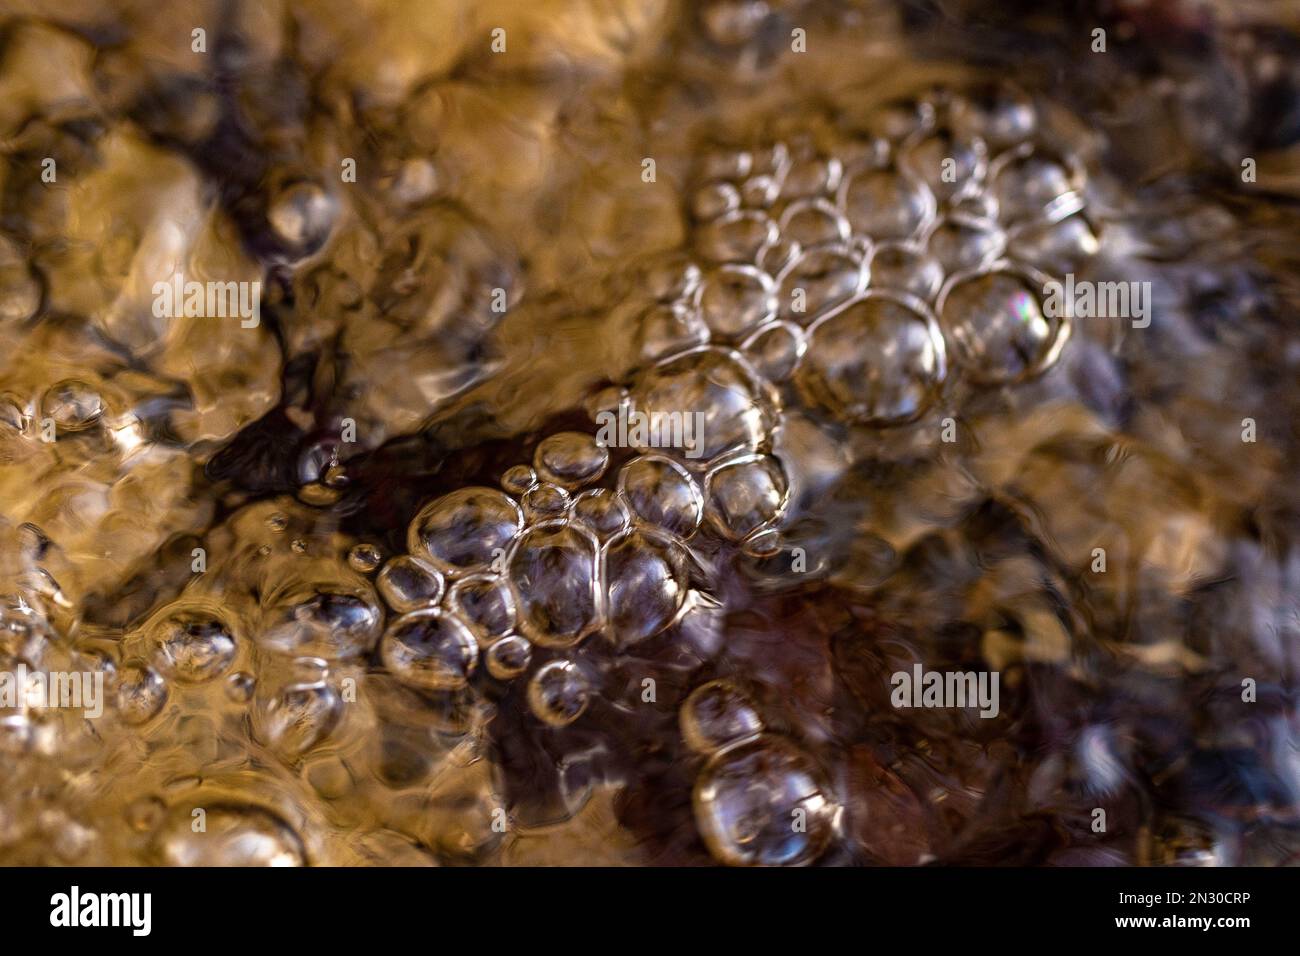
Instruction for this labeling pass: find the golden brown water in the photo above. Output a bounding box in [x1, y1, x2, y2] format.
[0, 0, 1298, 866]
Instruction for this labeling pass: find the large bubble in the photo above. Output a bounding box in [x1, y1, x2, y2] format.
[935, 262, 1068, 384]
[694, 735, 840, 866]
[796, 292, 947, 425]
[407, 487, 524, 577]
[379, 608, 479, 692]
[506, 521, 602, 648]
[602, 528, 693, 646]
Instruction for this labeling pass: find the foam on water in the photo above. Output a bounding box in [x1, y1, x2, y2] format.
[1, 0, 1297, 869]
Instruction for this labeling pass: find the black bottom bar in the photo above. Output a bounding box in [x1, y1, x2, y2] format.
[0, 865, 1279, 943]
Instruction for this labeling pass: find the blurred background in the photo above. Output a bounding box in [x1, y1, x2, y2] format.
[0, 0, 1297, 866]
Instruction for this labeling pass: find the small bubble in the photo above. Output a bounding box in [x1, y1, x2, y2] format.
[297, 437, 341, 484]
[486, 634, 532, 680]
[447, 573, 517, 646]
[637, 301, 711, 362]
[527, 660, 591, 727]
[739, 173, 781, 208]
[40, 380, 103, 433]
[989, 145, 1084, 225]
[642, 259, 703, 302]
[695, 209, 778, 264]
[697, 147, 752, 182]
[268, 179, 338, 255]
[947, 190, 999, 222]
[1006, 212, 1099, 276]
[900, 126, 988, 204]
[347, 543, 383, 573]
[867, 241, 945, 301]
[147, 608, 239, 684]
[838, 165, 936, 240]
[692, 180, 741, 220]
[681, 679, 764, 753]
[534, 432, 611, 488]
[255, 681, 342, 757]
[501, 464, 538, 496]
[377, 555, 446, 613]
[522, 483, 571, 523]
[777, 245, 868, 325]
[924, 215, 1007, 274]
[750, 143, 791, 179]
[225, 671, 256, 703]
[125, 795, 166, 834]
[778, 198, 851, 247]
[618, 455, 704, 538]
[570, 489, 631, 540]
[261, 584, 384, 660]
[951, 82, 1038, 150]
[585, 385, 629, 423]
[758, 234, 802, 277]
[699, 264, 778, 339]
[116, 661, 168, 725]
[741, 321, 806, 383]
[847, 96, 935, 143]
[781, 154, 843, 200]
[704, 453, 789, 541]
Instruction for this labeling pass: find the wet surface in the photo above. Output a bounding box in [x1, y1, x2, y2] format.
[0, 0, 1299, 865]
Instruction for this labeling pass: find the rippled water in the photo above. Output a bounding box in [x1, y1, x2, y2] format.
[1, 0, 1299, 866]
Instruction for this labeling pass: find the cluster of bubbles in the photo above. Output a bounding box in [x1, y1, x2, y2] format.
[376, 422, 756, 726]
[7, 0, 1289, 869]
[337, 81, 1103, 865]
[603, 83, 1098, 864]
[653, 83, 1094, 432]
[91, 417, 780, 860]
[0, 65, 1106, 866]
[683, 679, 839, 865]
